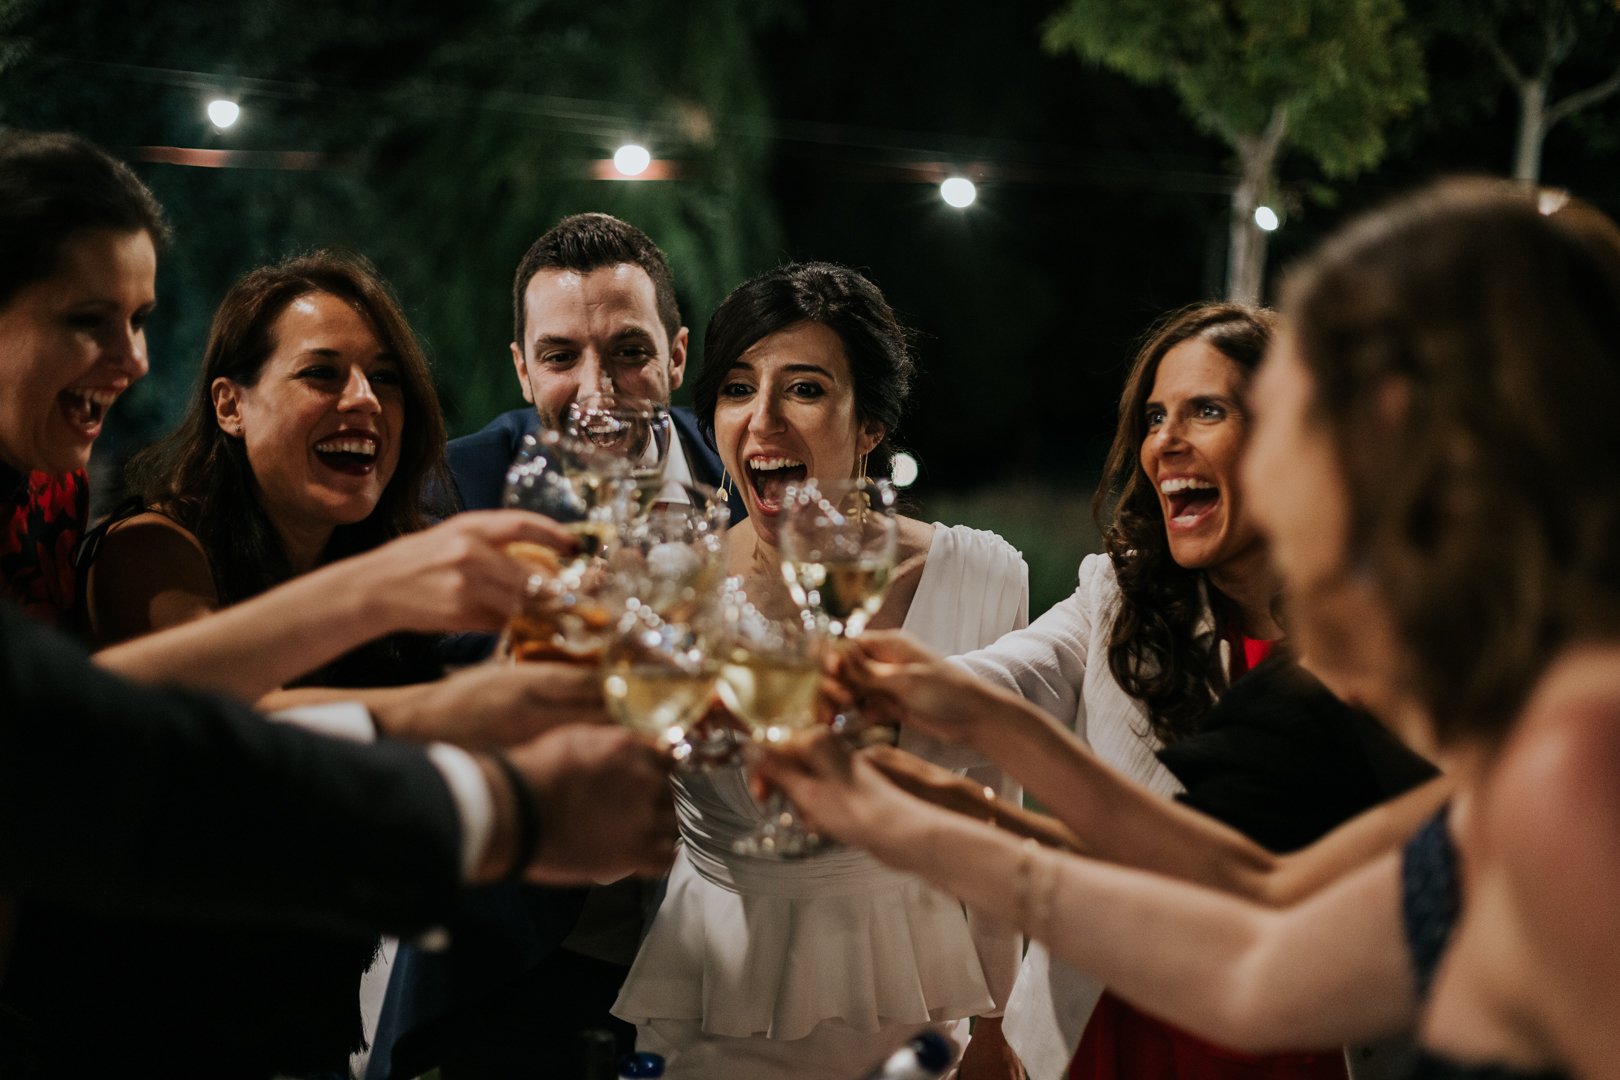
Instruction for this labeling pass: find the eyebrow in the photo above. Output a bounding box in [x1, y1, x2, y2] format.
[300, 348, 400, 364]
[532, 326, 657, 347]
[727, 361, 836, 379]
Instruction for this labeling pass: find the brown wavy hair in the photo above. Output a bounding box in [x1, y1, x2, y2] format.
[1282, 180, 1620, 749]
[128, 250, 448, 609]
[1094, 303, 1277, 745]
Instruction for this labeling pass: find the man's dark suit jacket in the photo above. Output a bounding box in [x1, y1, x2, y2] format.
[0, 600, 462, 936]
[441, 405, 744, 521]
[368, 404, 742, 1079]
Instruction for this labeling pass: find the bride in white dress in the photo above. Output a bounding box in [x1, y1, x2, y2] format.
[613, 262, 1028, 1078]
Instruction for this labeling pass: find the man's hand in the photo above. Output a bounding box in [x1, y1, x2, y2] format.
[508, 725, 677, 884]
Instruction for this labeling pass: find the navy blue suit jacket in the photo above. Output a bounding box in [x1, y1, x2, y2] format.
[368, 405, 742, 1079]
[441, 405, 744, 521]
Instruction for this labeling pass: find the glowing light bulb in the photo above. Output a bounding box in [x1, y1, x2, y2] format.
[614, 144, 651, 177]
[940, 177, 976, 209]
[207, 100, 240, 130]
[890, 451, 920, 488]
[1254, 205, 1280, 232]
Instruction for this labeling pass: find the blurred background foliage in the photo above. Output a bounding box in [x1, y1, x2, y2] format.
[6, 0, 1619, 616]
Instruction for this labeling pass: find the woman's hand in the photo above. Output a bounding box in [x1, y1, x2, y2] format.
[374, 661, 609, 749]
[841, 630, 1024, 751]
[754, 730, 918, 851]
[348, 510, 578, 636]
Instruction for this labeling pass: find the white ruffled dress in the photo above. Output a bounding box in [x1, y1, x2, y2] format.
[613, 524, 1029, 1079]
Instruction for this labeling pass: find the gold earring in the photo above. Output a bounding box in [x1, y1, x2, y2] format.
[857, 452, 868, 481]
[720, 468, 732, 500]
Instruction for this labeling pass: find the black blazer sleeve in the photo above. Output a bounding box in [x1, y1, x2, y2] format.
[0, 602, 462, 937]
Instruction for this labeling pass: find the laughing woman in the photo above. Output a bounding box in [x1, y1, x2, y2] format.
[612, 262, 1029, 1079]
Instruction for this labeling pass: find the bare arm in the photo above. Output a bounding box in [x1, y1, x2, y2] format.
[94, 510, 576, 701]
[764, 735, 1418, 1050]
[847, 631, 1450, 903]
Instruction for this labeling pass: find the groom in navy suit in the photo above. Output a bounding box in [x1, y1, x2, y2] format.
[443, 212, 742, 517]
[371, 213, 742, 1079]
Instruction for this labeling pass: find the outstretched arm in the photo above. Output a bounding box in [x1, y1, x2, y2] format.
[763, 734, 1417, 1051]
[845, 631, 1450, 903]
[93, 510, 575, 701]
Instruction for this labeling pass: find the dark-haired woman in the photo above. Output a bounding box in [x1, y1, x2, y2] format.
[900, 305, 1399, 1080]
[611, 262, 1029, 1079]
[768, 181, 1620, 1079]
[80, 250, 602, 738]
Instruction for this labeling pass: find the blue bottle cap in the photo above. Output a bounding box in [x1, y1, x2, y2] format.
[617, 1051, 666, 1078]
[908, 1031, 952, 1072]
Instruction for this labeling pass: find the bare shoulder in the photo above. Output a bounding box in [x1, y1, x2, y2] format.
[102, 510, 209, 560]
[86, 510, 218, 643]
[1482, 645, 1620, 905]
[896, 515, 936, 563]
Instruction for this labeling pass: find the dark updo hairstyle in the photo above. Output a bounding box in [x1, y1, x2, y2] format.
[1282, 180, 1620, 749]
[0, 130, 169, 308]
[127, 250, 448, 616]
[1094, 303, 1277, 746]
[692, 261, 916, 476]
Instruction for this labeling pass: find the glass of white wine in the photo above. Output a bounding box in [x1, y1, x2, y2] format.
[500, 431, 635, 663]
[600, 604, 718, 761]
[564, 392, 673, 517]
[599, 494, 729, 762]
[715, 588, 829, 857]
[779, 477, 898, 640]
[779, 478, 898, 743]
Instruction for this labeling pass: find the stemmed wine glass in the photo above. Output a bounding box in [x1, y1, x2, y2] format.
[778, 477, 899, 742]
[599, 482, 730, 764]
[779, 478, 899, 640]
[564, 392, 672, 517]
[500, 430, 635, 663]
[714, 584, 827, 856]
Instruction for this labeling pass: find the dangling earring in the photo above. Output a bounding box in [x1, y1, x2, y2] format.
[857, 452, 868, 481]
[720, 468, 733, 500]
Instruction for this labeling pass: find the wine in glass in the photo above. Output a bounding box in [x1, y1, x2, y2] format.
[500, 431, 634, 663]
[564, 392, 672, 516]
[778, 478, 898, 640]
[600, 493, 729, 762]
[715, 588, 828, 856]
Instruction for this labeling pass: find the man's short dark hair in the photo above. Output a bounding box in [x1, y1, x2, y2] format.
[511, 212, 681, 348]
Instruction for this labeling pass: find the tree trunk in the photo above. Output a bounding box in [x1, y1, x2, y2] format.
[1225, 107, 1287, 304]
[1514, 75, 1548, 183]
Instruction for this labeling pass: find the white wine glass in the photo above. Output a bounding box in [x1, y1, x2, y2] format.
[599, 491, 730, 765]
[778, 477, 898, 641]
[500, 431, 635, 663]
[779, 477, 898, 743]
[715, 586, 829, 857]
[564, 392, 672, 517]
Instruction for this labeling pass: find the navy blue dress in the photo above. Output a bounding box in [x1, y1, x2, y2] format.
[1401, 811, 1568, 1080]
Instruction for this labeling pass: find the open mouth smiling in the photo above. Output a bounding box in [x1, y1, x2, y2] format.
[313, 432, 380, 476]
[58, 387, 121, 437]
[1161, 475, 1220, 529]
[746, 454, 807, 514]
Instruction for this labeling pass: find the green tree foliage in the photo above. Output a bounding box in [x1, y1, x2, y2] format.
[1043, 0, 1426, 301]
[4, 0, 786, 464]
[1425, 0, 1620, 182]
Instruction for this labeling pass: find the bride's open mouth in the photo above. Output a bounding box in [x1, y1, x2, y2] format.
[747, 455, 807, 515]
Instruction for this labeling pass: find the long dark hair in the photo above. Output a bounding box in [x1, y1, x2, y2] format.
[692, 261, 916, 476]
[126, 251, 447, 682]
[0, 130, 169, 309]
[1284, 181, 1620, 748]
[1094, 303, 1276, 745]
